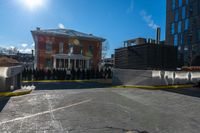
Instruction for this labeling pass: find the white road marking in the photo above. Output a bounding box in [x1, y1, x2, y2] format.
[45, 93, 64, 131]
[0, 99, 92, 125]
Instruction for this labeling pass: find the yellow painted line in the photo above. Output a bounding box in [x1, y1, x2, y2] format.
[22, 80, 96, 83]
[0, 89, 32, 97]
[22, 79, 112, 84]
[112, 84, 194, 90]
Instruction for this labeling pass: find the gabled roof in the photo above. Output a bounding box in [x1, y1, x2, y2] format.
[31, 28, 105, 42]
[0, 57, 21, 67]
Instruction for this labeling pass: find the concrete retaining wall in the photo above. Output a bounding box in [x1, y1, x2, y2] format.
[0, 66, 23, 91]
[112, 69, 200, 86]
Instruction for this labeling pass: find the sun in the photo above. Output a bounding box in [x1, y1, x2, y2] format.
[22, 0, 44, 10]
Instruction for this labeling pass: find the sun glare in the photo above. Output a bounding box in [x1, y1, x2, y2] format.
[22, 0, 44, 10]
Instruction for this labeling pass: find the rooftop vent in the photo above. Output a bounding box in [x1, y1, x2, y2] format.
[36, 27, 40, 31]
[155, 27, 161, 44]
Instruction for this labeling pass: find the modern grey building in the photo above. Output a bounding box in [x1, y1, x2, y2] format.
[115, 38, 178, 70]
[166, 0, 200, 66]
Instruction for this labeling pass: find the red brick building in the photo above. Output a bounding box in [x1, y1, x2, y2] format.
[31, 28, 105, 70]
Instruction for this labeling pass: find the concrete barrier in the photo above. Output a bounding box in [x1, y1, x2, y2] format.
[191, 72, 200, 83]
[112, 68, 200, 86]
[113, 69, 166, 86]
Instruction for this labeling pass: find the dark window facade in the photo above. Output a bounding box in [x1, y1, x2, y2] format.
[178, 21, 182, 33]
[174, 34, 178, 46]
[198, 29, 200, 42]
[182, 6, 186, 19]
[166, 0, 200, 66]
[171, 23, 175, 34]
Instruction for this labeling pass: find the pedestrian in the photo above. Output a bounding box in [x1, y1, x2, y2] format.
[77, 68, 80, 80]
[66, 69, 71, 80]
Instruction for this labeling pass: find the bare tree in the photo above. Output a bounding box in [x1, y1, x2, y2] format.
[102, 40, 110, 59]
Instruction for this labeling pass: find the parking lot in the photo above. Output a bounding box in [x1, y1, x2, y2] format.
[0, 82, 200, 133]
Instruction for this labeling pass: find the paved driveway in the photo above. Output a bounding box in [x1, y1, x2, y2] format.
[0, 82, 200, 133]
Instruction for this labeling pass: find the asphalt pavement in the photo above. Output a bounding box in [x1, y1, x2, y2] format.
[0, 82, 200, 133]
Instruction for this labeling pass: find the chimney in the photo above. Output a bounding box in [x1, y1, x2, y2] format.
[36, 27, 40, 31]
[155, 27, 161, 44]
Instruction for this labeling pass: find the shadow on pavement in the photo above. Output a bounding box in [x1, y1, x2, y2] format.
[23, 82, 112, 90]
[162, 88, 200, 98]
[0, 97, 10, 112]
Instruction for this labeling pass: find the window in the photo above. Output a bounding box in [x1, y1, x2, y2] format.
[178, 21, 182, 33]
[198, 1, 200, 14]
[184, 45, 188, 51]
[179, 0, 182, 7]
[182, 6, 186, 19]
[175, 9, 178, 22]
[178, 46, 181, 51]
[174, 34, 178, 46]
[171, 23, 175, 34]
[45, 58, 52, 68]
[80, 45, 83, 54]
[172, 0, 176, 10]
[59, 42, 64, 54]
[86, 45, 94, 57]
[198, 29, 200, 42]
[187, 34, 192, 44]
[186, 0, 189, 5]
[192, 18, 196, 28]
[46, 41, 52, 53]
[180, 34, 183, 45]
[89, 45, 94, 54]
[69, 45, 73, 54]
[185, 19, 189, 30]
[189, 4, 193, 16]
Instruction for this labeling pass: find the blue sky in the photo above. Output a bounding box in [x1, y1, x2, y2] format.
[0, 0, 166, 56]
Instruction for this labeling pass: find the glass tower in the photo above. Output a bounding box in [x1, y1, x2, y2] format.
[166, 0, 200, 66]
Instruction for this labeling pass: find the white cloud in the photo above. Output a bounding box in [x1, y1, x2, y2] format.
[140, 10, 159, 30]
[32, 43, 35, 47]
[21, 43, 28, 48]
[0, 42, 35, 54]
[18, 48, 32, 53]
[126, 0, 134, 14]
[58, 23, 65, 29]
[9, 46, 15, 49]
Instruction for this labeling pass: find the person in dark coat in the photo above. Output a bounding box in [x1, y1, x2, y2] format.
[34, 68, 38, 80]
[108, 68, 112, 79]
[22, 68, 26, 80]
[28, 68, 32, 80]
[63, 69, 67, 80]
[100, 69, 104, 79]
[47, 69, 51, 80]
[52, 69, 56, 80]
[82, 69, 85, 80]
[77, 68, 81, 80]
[86, 69, 90, 80]
[66, 69, 71, 80]
[71, 68, 75, 80]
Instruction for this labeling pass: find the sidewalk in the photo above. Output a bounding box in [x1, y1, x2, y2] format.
[0, 85, 34, 97]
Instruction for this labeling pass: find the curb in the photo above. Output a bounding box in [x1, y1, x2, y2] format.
[112, 84, 194, 90]
[0, 89, 32, 97]
[22, 80, 96, 83]
[22, 79, 112, 84]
